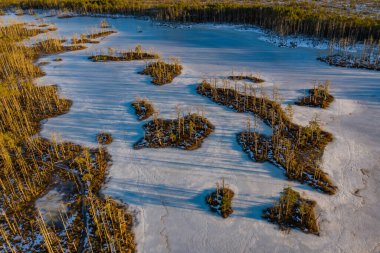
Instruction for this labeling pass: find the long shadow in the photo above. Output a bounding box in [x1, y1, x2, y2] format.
[104, 177, 309, 223]
[104, 179, 212, 216]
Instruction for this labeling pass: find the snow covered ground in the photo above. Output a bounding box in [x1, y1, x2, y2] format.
[3, 13, 380, 253]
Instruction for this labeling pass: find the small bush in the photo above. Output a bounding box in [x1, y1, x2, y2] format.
[132, 97, 155, 120]
[263, 187, 319, 235]
[206, 180, 235, 218]
[100, 19, 111, 29]
[96, 132, 113, 145]
[228, 74, 264, 83]
[38, 61, 50, 66]
[296, 81, 334, 108]
[139, 59, 182, 85]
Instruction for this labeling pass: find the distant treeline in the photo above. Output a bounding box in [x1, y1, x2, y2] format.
[2, 0, 380, 42]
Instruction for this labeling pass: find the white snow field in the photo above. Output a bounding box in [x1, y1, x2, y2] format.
[3, 13, 380, 253]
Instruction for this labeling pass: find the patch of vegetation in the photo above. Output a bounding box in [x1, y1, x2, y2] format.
[38, 61, 50, 66]
[100, 19, 111, 29]
[132, 97, 155, 121]
[228, 74, 264, 83]
[0, 22, 136, 252]
[318, 54, 380, 71]
[34, 38, 87, 55]
[139, 59, 182, 85]
[72, 34, 99, 44]
[296, 81, 334, 108]
[96, 132, 113, 145]
[198, 80, 336, 194]
[53, 57, 62, 61]
[206, 179, 234, 218]
[0, 23, 48, 42]
[47, 26, 58, 32]
[87, 30, 116, 39]
[86, 195, 135, 252]
[134, 112, 214, 150]
[89, 45, 159, 62]
[318, 38, 380, 71]
[263, 186, 319, 235]
[37, 24, 49, 28]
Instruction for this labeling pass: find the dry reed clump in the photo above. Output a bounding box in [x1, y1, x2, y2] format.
[139, 58, 183, 85]
[0, 23, 48, 42]
[0, 22, 136, 252]
[100, 19, 111, 29]
[263, 186, 319, 235]
[96, 132, 113, 145]
[228, 74, 265, 83]
[296, 81, 334, 108]
[71, 34, 100, 44]
[134, 112, 214, 150]
[87, 30, 116, 39]
[132, 97, 155, 120]
[197, 80, 336, 194]
[38, 61, 50, 66]
[89, 45, 159, 62]
[206, 179, 234, 218]
[34, 38, 87, 55]
[47, 26, 58, 32]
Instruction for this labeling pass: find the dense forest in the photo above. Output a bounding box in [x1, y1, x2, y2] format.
[0, 0, 379, 42]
